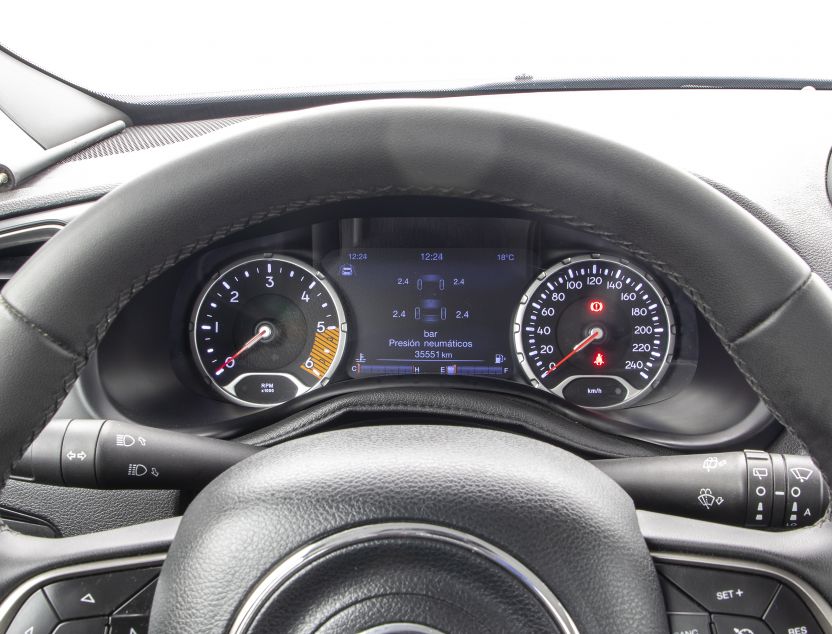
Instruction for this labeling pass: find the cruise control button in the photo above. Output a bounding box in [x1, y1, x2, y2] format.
[713, 614, 773, 633]
[43, 568, 159, 619]
[53, 617, 108, 632]
[6, 590, 58, 634]
[657, 564, 779, 617]
[561, 377, 627, 407]
[764, 585, 823, 633]
[668, 612, 710, 634]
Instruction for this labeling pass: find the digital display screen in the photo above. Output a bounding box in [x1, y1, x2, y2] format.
[323, 248, 528, 378]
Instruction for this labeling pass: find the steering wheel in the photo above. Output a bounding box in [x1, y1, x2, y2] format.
[0, 101, 830, 633]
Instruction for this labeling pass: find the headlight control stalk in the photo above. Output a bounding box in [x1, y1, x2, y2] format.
[11, 420, 828, 529]
[11, 419, 257, 490]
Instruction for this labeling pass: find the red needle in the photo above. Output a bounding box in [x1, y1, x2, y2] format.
[214, 325, 271, 376]
[541, 329, 602, 378]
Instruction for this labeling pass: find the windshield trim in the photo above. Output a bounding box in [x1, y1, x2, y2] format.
[4, 44, 831, 126]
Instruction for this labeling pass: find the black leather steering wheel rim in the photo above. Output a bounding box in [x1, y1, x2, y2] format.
[0, 100, 826, 479]
[0, 100, 831, 630]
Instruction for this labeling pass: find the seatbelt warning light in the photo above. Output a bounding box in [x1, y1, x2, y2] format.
[592, 352, 606, 367]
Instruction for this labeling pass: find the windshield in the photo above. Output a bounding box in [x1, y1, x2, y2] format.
[2, 1, 831, 96]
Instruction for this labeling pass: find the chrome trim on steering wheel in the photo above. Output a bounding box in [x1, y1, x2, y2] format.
[229, 522, 579, 634]
[358, 624, 448, 634]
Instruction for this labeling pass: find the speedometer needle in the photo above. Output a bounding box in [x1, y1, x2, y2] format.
[214, 325, 273, 376]
[541, 328, 603, 378]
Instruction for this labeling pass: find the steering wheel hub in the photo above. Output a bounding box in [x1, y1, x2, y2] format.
[232, 522, 572, 634]
[149, 425, 666, 633]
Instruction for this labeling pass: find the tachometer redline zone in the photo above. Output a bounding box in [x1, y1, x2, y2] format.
[191, 255, 347, 407]
[514, 255, 675, 408]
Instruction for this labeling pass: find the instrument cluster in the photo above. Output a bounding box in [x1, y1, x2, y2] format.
[89, 208, 773, 447]
[191, 245, 676, 410]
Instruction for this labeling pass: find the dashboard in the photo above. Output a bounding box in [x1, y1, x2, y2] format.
[2, 70, 832, 632]
[73, 199, 772, 448]
[2, 85, 830, 541]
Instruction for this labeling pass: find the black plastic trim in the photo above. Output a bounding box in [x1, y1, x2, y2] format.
[652, 551, 832, 631]
[0, 552, 166, 631]
[0, 121, 126, 190]
[232, 377, 777, 453]
[2, 44, 830, 125]
[0, 507, 59, 538]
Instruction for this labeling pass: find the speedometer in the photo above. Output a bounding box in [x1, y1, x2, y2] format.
[513, 255, 675, 408]
[191, 255, 347, 407]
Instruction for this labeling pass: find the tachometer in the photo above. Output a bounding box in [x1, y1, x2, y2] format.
[191, 255, 347, 407]
[514, 255, 675, 408]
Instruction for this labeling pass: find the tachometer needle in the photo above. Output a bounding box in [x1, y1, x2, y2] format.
[541, 328, 603, 378]
[214, 325, 273, 376]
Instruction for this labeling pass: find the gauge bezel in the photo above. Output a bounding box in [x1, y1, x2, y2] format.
[190, 253, 348, 408]
[513, 254, 676, 409]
